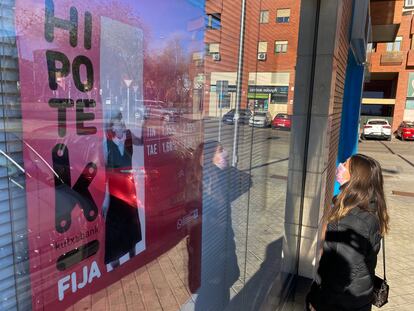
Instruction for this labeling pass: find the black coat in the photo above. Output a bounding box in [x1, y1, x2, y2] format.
[308, 206, 382, 311]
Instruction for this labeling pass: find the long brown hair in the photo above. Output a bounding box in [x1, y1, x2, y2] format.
[325, 154, 389, 235]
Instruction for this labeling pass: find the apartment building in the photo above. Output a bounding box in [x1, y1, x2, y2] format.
[204, 0, 300, 118]
[364, 0, 414, 130]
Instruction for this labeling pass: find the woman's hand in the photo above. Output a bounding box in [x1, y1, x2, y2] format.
[309, 304, 316, 311]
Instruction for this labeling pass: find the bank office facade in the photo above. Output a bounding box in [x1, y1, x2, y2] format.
[0, 0, 397, 310]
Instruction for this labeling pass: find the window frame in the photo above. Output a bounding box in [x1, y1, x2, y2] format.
[386, 36, 402, 52]
[405, 0, 414, 8]
[208, 43, 220, 54]
[275, 40, 288, 54]
[206, 13, 221, 30]
[276, 8, 290, 23]
[259, 10, 269, 24]
[258, 41, 268, 53]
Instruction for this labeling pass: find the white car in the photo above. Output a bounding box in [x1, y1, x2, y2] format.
[361, 119, 392, 141]
[249, 111, 272, 128]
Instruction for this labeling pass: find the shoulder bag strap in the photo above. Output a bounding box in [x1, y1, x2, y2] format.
[382, 237, 386, 281]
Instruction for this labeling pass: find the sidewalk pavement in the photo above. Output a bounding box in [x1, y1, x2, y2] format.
[359, 140, 414, 311]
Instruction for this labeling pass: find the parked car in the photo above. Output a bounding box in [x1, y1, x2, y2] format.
[361, 119, 392, 141]
[136, 100, 179, 122]
[234, 109, 252, 124]
[396, 121, 414, 141]
[272, 113, 291, 130]
[222, 109, 252, 124]
[249, 111, 272, 128]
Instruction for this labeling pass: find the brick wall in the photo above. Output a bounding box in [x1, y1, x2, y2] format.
[323, 0, 353, 211]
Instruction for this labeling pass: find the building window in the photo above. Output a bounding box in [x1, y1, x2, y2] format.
[258, 41, 268, 53]
[405, 0, 414, 8]
[208, 43, 220, 54]
[275, 40, 288, 53]
[276, 9, 290, 23]
[207, 13, 221, 30]
[386, 36, 402, 52]
[367, 42, 377, 53]
[259, 10, 269, 23]
[406, 100, 414, 109]
[192, 52, 203, 66]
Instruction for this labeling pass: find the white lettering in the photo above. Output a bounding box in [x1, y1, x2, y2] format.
[146, 144, 158, 156]
[88, 261, 101, 283]
[162, 141, 176, 153]
[58, 275, 71, 301]
[71, 272, 77, 293]
[57, 261, 101, 301]
[147, 127, 156, 137]
[164, 125, 177, 136]
[77, 265, 88, 289]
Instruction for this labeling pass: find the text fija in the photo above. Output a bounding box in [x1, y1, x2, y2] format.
[58, 261, 101, 301]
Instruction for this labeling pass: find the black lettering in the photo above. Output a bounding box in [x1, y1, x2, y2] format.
[76, 99, 97, 135]
[84, 11, 92, 50]
[72, 55, 94, 92]
[45, 0, 78, 47]
[53, 144, 98, 233]
[49, 98, 74, 137]
[46, 51, 71, 91]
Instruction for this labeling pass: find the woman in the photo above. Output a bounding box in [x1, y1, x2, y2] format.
[194, 141, 239, 311]
[307, 154, 389, 311]
[104, 112, 143, 270]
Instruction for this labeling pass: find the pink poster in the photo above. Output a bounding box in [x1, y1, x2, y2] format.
[15, 0, 204, 309]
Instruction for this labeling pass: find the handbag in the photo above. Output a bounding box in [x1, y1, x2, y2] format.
[372, 238, 389, 308]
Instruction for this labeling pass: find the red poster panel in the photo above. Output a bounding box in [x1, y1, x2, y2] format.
[15, 0, 204, 309]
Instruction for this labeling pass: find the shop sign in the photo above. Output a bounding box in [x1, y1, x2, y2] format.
[248, 85, 288, 94]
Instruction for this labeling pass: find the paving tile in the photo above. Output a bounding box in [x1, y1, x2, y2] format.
[361, 141, 414, 311]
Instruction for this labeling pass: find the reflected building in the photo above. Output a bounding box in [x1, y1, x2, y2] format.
[203, 0, 300, 118]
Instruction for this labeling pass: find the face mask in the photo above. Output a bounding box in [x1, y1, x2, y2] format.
[336, 162, 349, 186]
[215, 149, 228, 170]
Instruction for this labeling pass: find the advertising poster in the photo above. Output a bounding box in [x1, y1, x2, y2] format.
[15, 0, 204, 309]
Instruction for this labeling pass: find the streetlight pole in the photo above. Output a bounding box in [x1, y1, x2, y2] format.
[127, 87, 130, 121]
[232, 0, 247, 167]
[123, 79, 133, 124]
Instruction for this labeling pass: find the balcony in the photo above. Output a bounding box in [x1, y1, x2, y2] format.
[380, 51, 405, 66]
[370, 0, 401, 43]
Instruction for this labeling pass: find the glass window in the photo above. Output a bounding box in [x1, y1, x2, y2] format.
[0, 0, 309, 310]
[386, 36, 402, 52]
[276, 9, 290, 23]
[367, 42, 377, 52]
[258, 41, 268, 53]
[406, 100, 414, 109]
[259, 10, 269, 23]
[275, 40, 288, 53]
[402, 121, 414, 127]
[367, 120, 388, 125]
[209, 43, 220, 54]
[276, 113, 289, 119]
[406, 0, 414, 7]
[207, 13, 221, 29]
